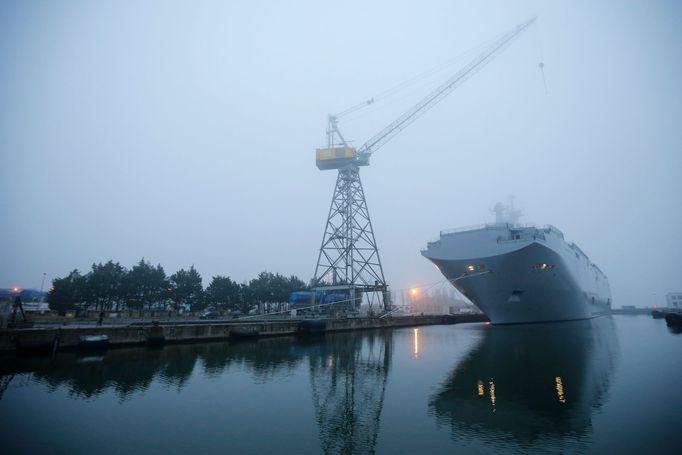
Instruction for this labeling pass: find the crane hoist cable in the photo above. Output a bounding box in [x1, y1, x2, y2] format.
[338, 30, 505, 124]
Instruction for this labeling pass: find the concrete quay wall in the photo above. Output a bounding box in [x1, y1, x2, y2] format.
[0, 314, 487, 353]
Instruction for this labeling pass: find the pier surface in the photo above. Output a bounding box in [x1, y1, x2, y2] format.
[0, 314, 487, 353]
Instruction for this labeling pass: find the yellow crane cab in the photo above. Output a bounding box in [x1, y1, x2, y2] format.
[316, 147, 368, 170]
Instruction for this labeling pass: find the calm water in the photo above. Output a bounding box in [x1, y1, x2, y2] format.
[1, 315, 680, 454]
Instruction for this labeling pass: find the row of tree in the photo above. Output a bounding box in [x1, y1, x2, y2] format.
[48, 259, 306, 313]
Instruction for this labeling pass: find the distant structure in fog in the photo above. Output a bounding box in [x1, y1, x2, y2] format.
[0, 288, 49, 313]
[666, 292, 682, 308]
[406, 286, 477, 315]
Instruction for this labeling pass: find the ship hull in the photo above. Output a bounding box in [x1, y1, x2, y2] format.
[422, 226, 611, 325]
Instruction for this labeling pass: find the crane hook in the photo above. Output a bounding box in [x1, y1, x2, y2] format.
[538, 61, 548, 95]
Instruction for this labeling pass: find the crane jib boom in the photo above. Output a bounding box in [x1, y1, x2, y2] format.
[356, 16, 536, 159]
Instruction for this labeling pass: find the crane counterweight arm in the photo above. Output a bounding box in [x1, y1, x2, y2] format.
[357, 17, 536, 159]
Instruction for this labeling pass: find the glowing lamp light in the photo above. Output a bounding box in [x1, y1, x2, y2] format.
[466, 265, 475, 272]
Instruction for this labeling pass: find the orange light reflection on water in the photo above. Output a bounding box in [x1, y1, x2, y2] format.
[413, 328, 419, 358]
[413, 329, 419, 359]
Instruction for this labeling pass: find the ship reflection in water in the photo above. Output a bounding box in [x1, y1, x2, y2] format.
[429, 317, 620, 450]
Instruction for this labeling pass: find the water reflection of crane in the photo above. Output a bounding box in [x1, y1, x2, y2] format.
[0, 374, 15, 400]
[307, 332, 393, 454]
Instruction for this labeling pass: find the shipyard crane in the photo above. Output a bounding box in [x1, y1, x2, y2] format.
[312, 17, 537, 313]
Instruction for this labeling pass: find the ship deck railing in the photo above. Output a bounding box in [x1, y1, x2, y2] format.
[497, 233, 547, 243]
[431, 223, 568, 246]
[439, 222, 540, 237]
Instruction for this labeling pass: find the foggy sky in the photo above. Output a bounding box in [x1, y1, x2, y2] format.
[2, 0, 681, 308]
